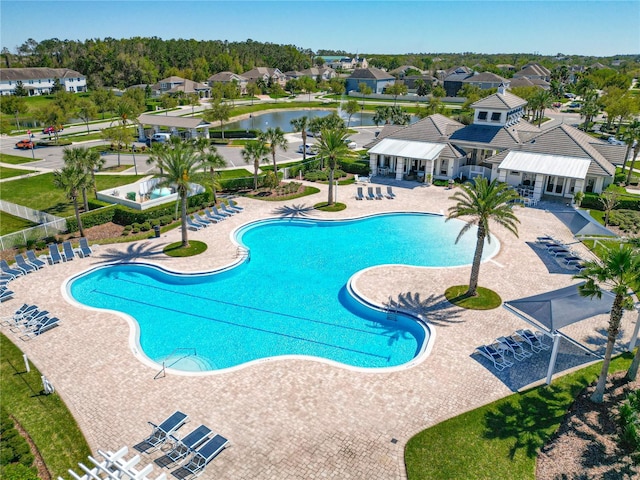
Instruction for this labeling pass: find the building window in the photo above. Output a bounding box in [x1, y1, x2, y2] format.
[585, 177, 595, 193]
[478, 111, 488, 120]
[440, 160, 448, 175]
[491, 112, 501, 122]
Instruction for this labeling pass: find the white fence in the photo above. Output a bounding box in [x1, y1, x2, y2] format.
[0, 200, 67, 251]
[458, 165, 492, 181]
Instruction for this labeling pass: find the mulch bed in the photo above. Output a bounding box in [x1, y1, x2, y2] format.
[536, 372, 639, 479]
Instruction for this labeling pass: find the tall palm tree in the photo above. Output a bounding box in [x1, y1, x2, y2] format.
[241, 141, 270, 190]
[290, 116, 310, 162]
[574, 246, 640, 402]
[192, 138, 226, 204]
[447, 178, 520, 296]
[62, 147, 90, 212]
[315, 128, 349, 205]
[258, 127, 288, 181]
[148, 142, 203, 248]
[53, 165, 90, 237]
[621, 120, 640, 184]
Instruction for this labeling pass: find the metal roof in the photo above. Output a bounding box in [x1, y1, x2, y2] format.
[499, 151, 591, 179]
[368, 138, 445, 160]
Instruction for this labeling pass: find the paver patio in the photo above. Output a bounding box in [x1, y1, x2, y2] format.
[1, 180, 636, 479]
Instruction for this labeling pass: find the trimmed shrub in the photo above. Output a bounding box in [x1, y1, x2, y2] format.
[140, 222, 151, 232]
[0, 408, 35, 476]
[618, 390, 640, 453]
[65, 205, 117, 233]
[208, 130, 259, 139]
[338, 158, 370, 175]
[581, 193, 640, 211]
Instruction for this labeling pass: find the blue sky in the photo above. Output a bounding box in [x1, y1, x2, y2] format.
[1, 1, 638, 57]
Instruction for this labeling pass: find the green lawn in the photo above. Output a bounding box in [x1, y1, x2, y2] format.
[0, 334, 91, 478]
[405, 353, 634, 480]
[0, 211, 37, 235]
[0, 153, 41, 165]
[0, 173, 143, 218]
[0, 166, 33, 179]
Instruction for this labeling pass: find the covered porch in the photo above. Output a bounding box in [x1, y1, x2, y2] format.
[137, 114, 212, 142]
[368, 138, 445, 183]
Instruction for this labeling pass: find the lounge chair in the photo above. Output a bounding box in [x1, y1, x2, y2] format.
[62, 241, 76, 261]
[221, 204, 237, 216]
[228, 200, 244, 212]
[476, 344, 513, 371]
[180, 434, 229, 478]
[515, 329, 550, 353]
[74, 238, 93, 258]
[563, 256, 582, 266]
[11, 310, 49, 333]
[204, 208, 225, 222]
[47, 244, 64, 265]
[26, 250, 47, 269]
[163, 425, 212, 466]
[0, 259, 25, 278]
[366, 187, 375, 200]
[496, 336, 533, 361]
[1, 303, 33, 326]
[193, 213, 214, 226]
[138, 411, 188, 452]
[536, 236, 556, 244]
[355, 187, 364, 200]
[0, 273, 15, 282]
[14, 254, 37, 273]
[212, 206, 231, 218]
[20, 316, 60, 340]
[386, 186, 396, 199]
[375, 187, 384, 200]
[186, 217, 204, 231]
[0, 287, 14, 302]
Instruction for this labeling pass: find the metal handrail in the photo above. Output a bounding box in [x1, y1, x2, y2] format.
[154, 347, 197, 379]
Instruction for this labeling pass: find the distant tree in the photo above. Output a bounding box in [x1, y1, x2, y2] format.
[187, 93, 201, 114]
[386, 82, 408, 105]
[329, 78, 345, 96]
[314, 56, 325, 67]
[580, 90, 601, 131]
[193, 138, 226, 203]
[52, 90, 78, 117]
[91, 88, 116, 119]
[299, 76, 316, 101]
[599, 191, 620, 226]
[290, 115, 310, 161]
[258, 127, 288, 180]
[241, 141, 270, 190]
[222, 83, 239, 106]
[76, 98, 97, 133]
[50, 77, 63, 94]
[0, 95, 28, 130]
[35, 104, 66, 141]
[432, 85, 446, 99]
[270, 82, 285, 100]
[203, 100, 232, 139]
[100, 125, 129, 166]
[620, 120, 640, 183]
[246, 83, 260, 105]
[415, 79, 430, 97]
[344, 99, 359, 128]
[358, 82, 373, 111]
[159, 94, 178, 112]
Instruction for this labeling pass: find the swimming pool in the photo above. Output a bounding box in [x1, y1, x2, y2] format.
[68, 213, 499, 373]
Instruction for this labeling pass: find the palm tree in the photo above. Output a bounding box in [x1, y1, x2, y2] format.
[148, 142, 203, 248]
[192, 138, 225, 204]
[63, 146, 105, 207]
[290, 116, 310, 162]
[53, 165, 90, 237]
[241, 141, 270, 190]
[62, 147, 90, 212]
[344, 99, 359, 128]
[258, 127, 288, 181]
[447, 178, 520, 296]
[315, 129, 350, 205]
[574, 245, 640, 402]
[621, 120, 640, 184]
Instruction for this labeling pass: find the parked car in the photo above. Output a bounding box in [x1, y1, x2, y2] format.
[344, 139, 357, 149]
[564, 93, 576, 99]
[608, 136, 625, 146]
[297, 144, 317, 155]
[43, 126, 63, 134]
[15, 139, 35, 149]
[145, 132, 172, 146]
[569, 102, 581, 108]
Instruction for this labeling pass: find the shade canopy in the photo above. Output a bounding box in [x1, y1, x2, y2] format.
[553, 209, 617, 237]
[504, 282, 615, 333]
[368, 138, 445, 161]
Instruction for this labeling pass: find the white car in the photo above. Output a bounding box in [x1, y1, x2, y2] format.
[608, 136, 625, 146]
[344, 139, 357, 149]
[297, 144, 316, 155]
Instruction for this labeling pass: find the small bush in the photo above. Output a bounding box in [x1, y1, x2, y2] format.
[618, 390, 640, 453]
[140, 222, 151, 232]
[608, 210, 640, 233]
[34, 240, 46, 250]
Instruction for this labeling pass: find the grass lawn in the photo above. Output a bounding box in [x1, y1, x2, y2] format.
[163, 240, 208, 257]
[0, 165, 33, 179]
[0, 173, 143, 218]
[0, 211, 37, 235]
[0, 153, 41, 165]
[444, 285, 502, 310]
[0, 334, 91, 478]
[405, 353, 634, 480]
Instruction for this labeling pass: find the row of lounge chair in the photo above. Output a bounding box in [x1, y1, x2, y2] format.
[1, 303, 60, 341]
[135, 410, 229, 479]
[476, 329, 550, 371]
[186, 201, 243, 231]
[355, 186, 396, 201]
[46, 238, 94, 265]
[536, 236, 586, 270]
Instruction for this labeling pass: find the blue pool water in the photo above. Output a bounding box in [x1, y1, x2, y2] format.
[69, 213, 498, 372]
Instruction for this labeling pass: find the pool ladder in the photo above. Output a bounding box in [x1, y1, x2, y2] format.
[154, 347, 197, 379]
[236, 246, 250, 262]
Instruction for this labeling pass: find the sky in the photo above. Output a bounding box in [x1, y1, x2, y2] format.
[1, 1, 639, 57]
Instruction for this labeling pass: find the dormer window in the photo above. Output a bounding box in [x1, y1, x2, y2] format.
[491, 112, 501, 122]
[478, 111, 488, 120]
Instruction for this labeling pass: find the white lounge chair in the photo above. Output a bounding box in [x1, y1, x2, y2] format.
[476, 344, 513, 371]
[496, 336, 533, 361]
[515, 329, 550, 353]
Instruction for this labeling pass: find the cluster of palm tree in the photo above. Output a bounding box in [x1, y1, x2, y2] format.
[53, 147, 105, 237]
[372, 105, 411, 126]
[526, 90, 553, 127]
[620, 120, 640, 185]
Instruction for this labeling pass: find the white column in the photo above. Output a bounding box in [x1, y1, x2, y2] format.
[137, 124, 145, 141]
[628, 308, 640, 351]
[369, 154, 377, 176]
[204, 127, 210, 139]
[497, 168, 507, 182]
[545, 333, 561, 385]
[534, 174, 545, 200]
[395, 157, 404, 181]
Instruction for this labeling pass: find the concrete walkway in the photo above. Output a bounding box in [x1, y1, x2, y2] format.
[1, 181, 636, 479]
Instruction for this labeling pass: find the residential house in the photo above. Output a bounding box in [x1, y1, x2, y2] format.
[461, 72, 506, 91]
[241, 67, 287, 87]
[403, 75, 438, 90]
[345, 67, 395, 94]
[513, 63, 551, 82]
[300, 67, 337, 81]
[152, 76, 211, 98]
[364, 85, 622, 199]
[323, 56, 368, 70]
[207, 72, 248, 95]
[436, 66, 472, 82]
[389, 65, 426, 79]
[508, 77, 550, 90]
[0, 67, 87, 96]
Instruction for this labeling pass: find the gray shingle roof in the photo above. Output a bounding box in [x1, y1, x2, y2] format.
[348, 67, 394, 81]
[471, 91, 527, 110]
[208, 72, 247, 82]
[0, 67, 85, 81]
[462, 72, 505, 83]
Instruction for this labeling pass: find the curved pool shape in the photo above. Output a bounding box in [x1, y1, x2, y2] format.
[69, 213, 498, 372]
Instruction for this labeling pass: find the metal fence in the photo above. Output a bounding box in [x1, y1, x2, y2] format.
[0, 200, 67, 251]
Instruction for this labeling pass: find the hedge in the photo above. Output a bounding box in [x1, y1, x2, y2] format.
[338, 158, 370, 175]
[66, 205, 117, 233]
[209, 130, 259, 139]
[581, 193, 640, 211]
[219, 176, 264, 192]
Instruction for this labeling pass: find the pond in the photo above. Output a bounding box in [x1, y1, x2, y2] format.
[224, 109, 417, 132]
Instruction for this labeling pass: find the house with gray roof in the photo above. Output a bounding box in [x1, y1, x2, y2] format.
[509, 77, 550, 90]
[345, 67, 395, 94]
[241, 67, 287, 86]
[300, 67, 337, 81]
[363, 85, 622, 198]
[207, 72, 248, 95]
[513, 63, 551, 82]
[0, 67, 87, 96]
[461, 72, 506, 91]
[151, 76, 211, 98]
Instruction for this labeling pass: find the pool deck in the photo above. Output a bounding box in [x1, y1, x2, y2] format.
[2, 179, 637, 479]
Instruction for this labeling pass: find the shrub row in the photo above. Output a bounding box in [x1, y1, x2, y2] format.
[66, 205, 117, 233]
[219, 176, 264, 192]
[337, 158, 370, 176]
[304, 169, 346, 182]
[0, 407, 37, 480]
[581, 193, 640, 211]
[209, 130, 259, 139]
[608, 209, 640, 233]
[618, 389, 640, 453]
